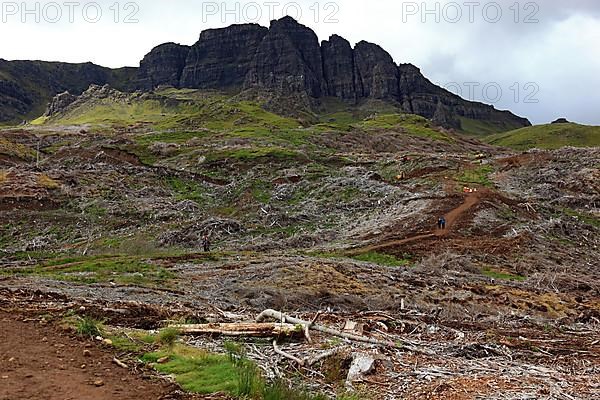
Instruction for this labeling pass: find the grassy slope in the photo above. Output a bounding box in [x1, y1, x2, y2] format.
[459, 116, 527, 136]
[486, 123, 600, 150]
[40, 88, 456, 146]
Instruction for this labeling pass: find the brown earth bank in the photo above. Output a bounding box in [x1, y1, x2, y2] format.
[0, 311, 208, 400]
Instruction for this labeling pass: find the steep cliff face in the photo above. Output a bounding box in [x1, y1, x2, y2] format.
[321, 35, 356, 100]
[244, 16, 325, 97]
[137, 43, 190, 90]
[180, 24, 268, 90]
[353, 41, 400, 100]
[123, 16, 531, 130]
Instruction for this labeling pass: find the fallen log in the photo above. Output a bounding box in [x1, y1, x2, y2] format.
[170, 322, 302, 338]
[256, 309, 396, 347]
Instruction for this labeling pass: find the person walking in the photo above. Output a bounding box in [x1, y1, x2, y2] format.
[202, 235, 211, 252]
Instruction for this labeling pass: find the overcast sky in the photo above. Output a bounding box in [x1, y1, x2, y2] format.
[1, 0, 599, 125]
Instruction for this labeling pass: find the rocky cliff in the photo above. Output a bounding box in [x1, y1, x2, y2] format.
[321, 35, 356, 100]
[136, 17, 530, 130]
[138, 43, 190, 90]
[181, 24, 268, 90]
[0, 17, 530, 130]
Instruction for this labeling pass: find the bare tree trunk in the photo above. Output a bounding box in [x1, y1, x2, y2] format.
[171, 322, 302, 338]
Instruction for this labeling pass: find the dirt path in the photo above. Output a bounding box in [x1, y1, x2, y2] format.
[351, 191, 483, 254]
[437, 191, 482, 234]
[0, 312, 182, 400]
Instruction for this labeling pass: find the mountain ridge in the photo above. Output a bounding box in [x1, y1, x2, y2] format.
[1, 16, 530, 133]
[136, 16, 530, 132]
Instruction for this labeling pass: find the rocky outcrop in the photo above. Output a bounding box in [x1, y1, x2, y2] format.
[321, 35, 356, 100]
[244, 16, 325, 97]
[44, 91, 77, 117]
[552, 118, 570, 124]
[137, 43, 190, 90]
[180, 24, 268, 89]
[44, 84, 140, 120]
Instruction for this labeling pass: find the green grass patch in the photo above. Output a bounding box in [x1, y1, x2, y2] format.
[167, 177, 208, 204]
[351, 252, 412, 267]
[156, 327, 181, 348]
[456, 165, 494, 187]
[136, 130, 211, 145]
[106, 332, 152, 353]
[4, 256, 175, 287]
[250, 180, 274, 204]
[486, 123, 600, 150]
[357, 113, 453, 142]
[142, 342, 336, 399]
[561, 208, 600, 228]
[142, 346, 243, 395]
[76, 316, 104, 338]
[458, 117, 525, 136]
[481, 267, 526, 281]
[0, 138, 35, 160]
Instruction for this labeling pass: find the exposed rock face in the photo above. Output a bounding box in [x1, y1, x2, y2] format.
[244, 16, 325, 97]
[1, 16, 531, 129]
[44, 91, 77, 117]
[321, 35, 356, 100]
[353, 41, 399, 100]
[432, 101, 460, 129]
[137, 43, 190, 90]
[552, 118, 570, 124]
[180, 24, 268, 89]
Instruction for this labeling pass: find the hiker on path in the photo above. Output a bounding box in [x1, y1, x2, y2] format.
[438, 217, 447, 230]
[202, 235, 211, 252]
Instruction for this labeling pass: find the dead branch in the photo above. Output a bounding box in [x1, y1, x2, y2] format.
[272, 340, 304, 366]
[112, 357, 129, 369]
[256, 309, 396, 347]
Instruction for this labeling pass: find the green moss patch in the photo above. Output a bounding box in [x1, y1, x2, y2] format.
[4, 256, 175, 287]
[351, 252, 412, 267]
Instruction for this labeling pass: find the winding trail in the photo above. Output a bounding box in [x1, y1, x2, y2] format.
[350, 191, 483, 255]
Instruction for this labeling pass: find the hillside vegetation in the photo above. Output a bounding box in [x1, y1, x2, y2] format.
[487, 122, 600, 150]
[1, 86, 598, 400]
